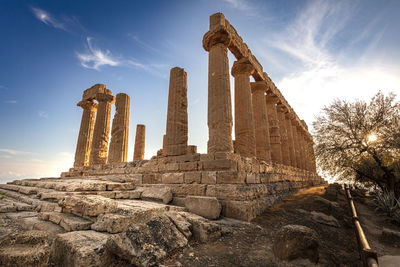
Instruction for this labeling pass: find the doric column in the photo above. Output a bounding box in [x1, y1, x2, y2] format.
[203, 22, 233, 154]
[232, 58, 256, 158]
[73, 100, 97, 167]
[277, 105, 290, 166]
[251, 81, 271, 162]
[297, 127, 306, 170]
[285, 113, 296, 168]
[309, 139, 317, 172]
[108, 93, 130, 164]
[265, 94, 282, 164]
[164, 67, 188, 156]
[291, 121, 301, 169]
[133, 124, 146, 160]
[89, 93, 115, 165]
[304, 136, 312, 171]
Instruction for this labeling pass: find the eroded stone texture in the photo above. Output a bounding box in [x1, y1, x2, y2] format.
[164, 67, 188, 156]
[277, 105, 290, 166]
[265, 94, 282, 164]
[297, 127, 306, 170]
[203, 21, 233, 154]
[74, 100, 97, 167]
[285, 112, 297, 168]
[232, 58, 256, 158]
[133, 124, 146, 160]
[108, 93, 130, 164]
[90, 92, 115, 165]
[251, 82, 271, 162]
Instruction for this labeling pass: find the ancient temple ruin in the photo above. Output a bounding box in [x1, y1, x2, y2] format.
[0, 13, 326, 266]
[63, 13, 324, 221]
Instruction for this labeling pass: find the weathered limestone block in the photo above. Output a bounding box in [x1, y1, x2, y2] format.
[141, 187, 173, 204]
[74, 100, 97, 167]
[265, 93, 283, 164]
[106, 215, 188, 267]
[231, 58, 256, 158]
[164, 67, 188, 156]
[185, 196, 221, 220]
[133, 124, 146, 160]
[108, 93, 130, 164]
[251, 81, 271, 162]
[162, 172, 184, 184]
[203, 25, 234, 154]
[51, 230, 110, 267]
[89, 92, 115, 165]
[59, 195, 118, 217]
[277, 105, 290, 166]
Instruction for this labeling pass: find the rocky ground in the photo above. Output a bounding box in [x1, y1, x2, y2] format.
[0, 179, 399, 266]
[162, 185, 400, 267]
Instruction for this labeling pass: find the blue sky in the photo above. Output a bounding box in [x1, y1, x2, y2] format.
[0, 0, 399, 182]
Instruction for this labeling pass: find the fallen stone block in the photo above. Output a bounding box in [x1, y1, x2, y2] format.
[311, 211, 340, 227]
[166, 211, 192, 239]
[185, 196, 221, 220]
[381, 227, 400, 247]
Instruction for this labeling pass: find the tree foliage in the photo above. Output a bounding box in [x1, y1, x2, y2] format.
[313, 91, 400, 195]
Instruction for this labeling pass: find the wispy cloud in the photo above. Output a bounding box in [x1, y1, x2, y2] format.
[38, 111, 48, 118]
[76, 37, 121, 70]
[128, 34, 162, 55]
[4, 100, 17, 104]
[76, 37, 169, 77]
[31, 7, 67, 31]
[0, 149, 32, 156]
[222, 0, 251, 11]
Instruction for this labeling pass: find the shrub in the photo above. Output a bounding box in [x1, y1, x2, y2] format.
[374, 190, 399, 217]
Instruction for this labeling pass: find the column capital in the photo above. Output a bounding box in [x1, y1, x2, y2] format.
[231, 58, 254, 76]
[96, 93, 115, 104]
[203, 28, 231, 51]
[285, 111, 295, 120]
[250, 81, 268, 93]
[276, 104, 289, 113]
[265, 93, 279, 104]
[77, 100, 98, 110]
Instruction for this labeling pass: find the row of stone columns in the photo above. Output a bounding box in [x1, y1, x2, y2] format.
[203, 28, 316, 172]
[74, 87, 146, 167]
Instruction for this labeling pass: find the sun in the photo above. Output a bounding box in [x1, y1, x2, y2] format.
[368, 134, 377, 142]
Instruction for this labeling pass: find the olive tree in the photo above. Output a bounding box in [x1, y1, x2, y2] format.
[313, 91, 400, 195]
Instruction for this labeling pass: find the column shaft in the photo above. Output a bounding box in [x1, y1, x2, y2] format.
[291, 121, 301, 168]
[266, 94, 282, 164]
[108, 93, 130, 164]
[89, 93, 115, 165]
[277, 106, 290, 166]
[74, 100, 97, 167]
[251, 82, 271, 162]
[285, 113, 296, 168]
[164, 67, 188, 156]
[232, 59, 256, 158]
[297, 128, 306, 170]
[206, 43, 233, 153]
[133, 124, 146, 160]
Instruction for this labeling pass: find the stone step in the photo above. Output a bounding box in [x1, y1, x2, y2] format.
[21, 179, 136, 192]
[0, 194, 35, 213]
[38, 211, 92, 232]
[0, 188, 61, 212]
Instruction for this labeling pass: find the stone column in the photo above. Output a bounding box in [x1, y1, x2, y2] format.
[291, 121, 301, 169]
[251, 82, 271, 162]
[304, 136, 312, 171]
[108, 93, 130, 164]
[164, 67, 188, 156]
[277, 105, 290, 166]
[297, 127, 306, 170]
[285, 113, 296, 168]
[203, 24, 233, 154]
[89, 93, 115, 165]
[265, 94, 282, 164]
[73, 100, 97, 167]
[133, 124, 146, 160]
[231, 58, 256, 158]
